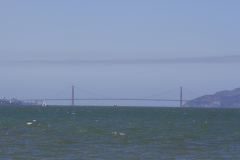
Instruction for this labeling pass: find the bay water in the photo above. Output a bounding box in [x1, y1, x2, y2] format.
[1, 106, 240, 159]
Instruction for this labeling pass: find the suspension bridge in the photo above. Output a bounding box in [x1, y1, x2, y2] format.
[20, 86, 198, 107]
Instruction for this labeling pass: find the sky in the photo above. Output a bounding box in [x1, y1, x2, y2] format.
[1, 0, 240, 106]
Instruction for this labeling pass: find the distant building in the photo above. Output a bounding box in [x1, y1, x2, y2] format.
[0, 98, 22, 105]
[211, 101, 220, 106]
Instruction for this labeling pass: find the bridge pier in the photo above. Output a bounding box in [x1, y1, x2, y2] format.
[72, 86, 74, 106]
[180, 87, 182, 107]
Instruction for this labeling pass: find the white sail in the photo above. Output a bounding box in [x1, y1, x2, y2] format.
[42, 99, 47, 107]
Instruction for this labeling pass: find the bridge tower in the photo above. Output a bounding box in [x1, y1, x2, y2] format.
[180, 87, 182, 107]
[72, 86, 74, 106]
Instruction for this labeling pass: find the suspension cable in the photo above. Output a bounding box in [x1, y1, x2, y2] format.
[139, 87, 180, 99]
[182, 87, 199, 97]
[46, 87, 72, 99]
[75, 86, 116, 99]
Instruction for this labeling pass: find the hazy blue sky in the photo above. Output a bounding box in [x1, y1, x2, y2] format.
[1, 0, 240, 106]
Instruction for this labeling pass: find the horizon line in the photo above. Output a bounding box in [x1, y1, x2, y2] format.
[1, 55, 240, 65]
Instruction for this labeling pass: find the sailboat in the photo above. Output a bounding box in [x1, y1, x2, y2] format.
[42, 99, 47, 107]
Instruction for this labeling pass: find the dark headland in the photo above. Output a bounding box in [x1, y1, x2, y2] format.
[183, 87, 240, 108]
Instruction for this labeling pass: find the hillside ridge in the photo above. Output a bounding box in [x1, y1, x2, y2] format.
[183, 87, 240, 108]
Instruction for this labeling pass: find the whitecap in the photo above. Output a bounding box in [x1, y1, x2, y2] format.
[112, 132, 117, 135]
[119, 133, 125, 136]
[26, 122, 32, 125]
[33, 120, 36, 122]
[72, 113, 75, 114]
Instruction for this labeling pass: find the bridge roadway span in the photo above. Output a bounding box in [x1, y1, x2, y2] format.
[20, 86, 192, 107]
[21, 98, 188, 102]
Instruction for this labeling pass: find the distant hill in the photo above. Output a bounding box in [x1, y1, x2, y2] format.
[183, 87, 240, 108]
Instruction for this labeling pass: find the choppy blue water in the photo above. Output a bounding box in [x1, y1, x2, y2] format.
[1, 106, 240, 159]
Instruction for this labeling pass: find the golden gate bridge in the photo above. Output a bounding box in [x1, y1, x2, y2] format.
[20, 86, 198, 107]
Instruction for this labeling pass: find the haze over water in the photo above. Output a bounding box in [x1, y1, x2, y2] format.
[1, 1, 240, 106]
[1, 106, 240, 159]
